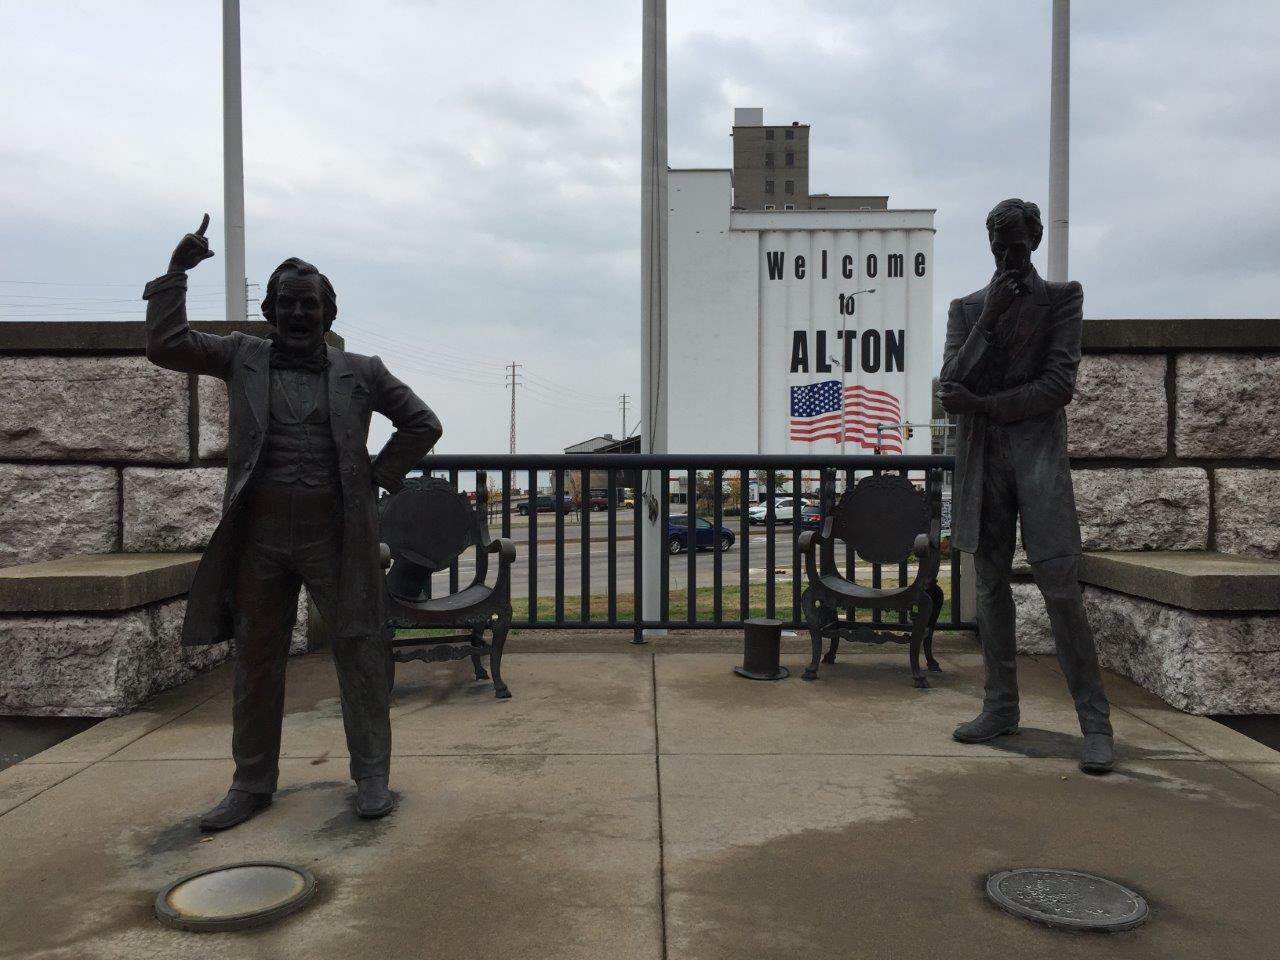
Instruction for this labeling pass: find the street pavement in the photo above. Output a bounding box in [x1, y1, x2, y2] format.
[2, 636, 1278, 959]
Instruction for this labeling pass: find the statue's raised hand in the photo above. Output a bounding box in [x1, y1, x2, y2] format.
[168, 213, 216, 273]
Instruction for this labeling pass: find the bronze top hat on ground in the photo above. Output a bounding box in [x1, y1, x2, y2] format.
[734, 617, 789, 681]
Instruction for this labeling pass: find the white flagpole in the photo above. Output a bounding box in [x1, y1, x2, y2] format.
[639, 0, 668, 639]
[222, 0, 247, 322]
[1047, 0, 1070, 282]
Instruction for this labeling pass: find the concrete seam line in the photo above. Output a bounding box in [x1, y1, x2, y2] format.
[0, 686, 227, 821]
[1221, 762, 1280, 799]
[0, 763, 88, 822]
[1109, 699, 1273, 766]
[651, 651, 670, 960]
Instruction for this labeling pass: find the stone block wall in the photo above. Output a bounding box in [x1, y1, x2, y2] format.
[0, 594, 312, 717]
[1006, 320, 1280, 714]
[1012, 585, 1280, 715]
[0, 321, 341, 566]
[0, 322, 342, 717]
[1048, 320, 1280, 562]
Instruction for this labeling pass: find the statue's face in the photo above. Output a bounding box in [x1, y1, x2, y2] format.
[989, 219, 1033, 276]
[273, 274, 326, 356]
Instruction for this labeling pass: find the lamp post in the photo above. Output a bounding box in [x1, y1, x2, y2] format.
[838, 287, 875, 455]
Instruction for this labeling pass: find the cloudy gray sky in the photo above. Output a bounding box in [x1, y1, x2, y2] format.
[2, 1, 1277, 454]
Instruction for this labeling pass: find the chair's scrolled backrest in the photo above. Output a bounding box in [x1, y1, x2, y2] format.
[380, 476, 480, 573]
[830, 473, 930, 564]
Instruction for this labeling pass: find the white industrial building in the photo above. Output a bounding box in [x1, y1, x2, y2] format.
[660, 110, 936, 456]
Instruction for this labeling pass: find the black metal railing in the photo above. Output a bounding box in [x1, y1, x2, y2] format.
[407, 454, 971, 643]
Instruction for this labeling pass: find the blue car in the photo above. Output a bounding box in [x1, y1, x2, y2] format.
[668, 515, 735, 554]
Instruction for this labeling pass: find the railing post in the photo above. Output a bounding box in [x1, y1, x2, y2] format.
[639, 468, 665, 638]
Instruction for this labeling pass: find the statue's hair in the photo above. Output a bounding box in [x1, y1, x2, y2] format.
[261, 257, 337, 330]
[985, 198, 1043, 250]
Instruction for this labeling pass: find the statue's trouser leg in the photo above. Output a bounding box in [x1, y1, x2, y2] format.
[974, 427, 1020, 721]
[1029, 555, 1113, 736]
[230, 492, 304, 795]
[326, 635, 393, 782]
[287, 489, 393, 784]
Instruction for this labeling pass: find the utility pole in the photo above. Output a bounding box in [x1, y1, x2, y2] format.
[1047, 0, 1070, 282]
[505, 362, 522, 454]
[619, 393, 630, 438]
[222, 0, 247, 323]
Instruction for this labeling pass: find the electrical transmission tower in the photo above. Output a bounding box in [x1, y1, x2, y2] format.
[245, 281, 261, 320]
[619, 393, 630, 438]
[505, 362, 523, 454]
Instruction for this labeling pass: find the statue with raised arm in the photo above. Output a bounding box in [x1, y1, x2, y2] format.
[938, 199, 1114, 774]
[143, 215, 443, 828]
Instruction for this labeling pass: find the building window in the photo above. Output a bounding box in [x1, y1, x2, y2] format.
[765, 152, 774, 168]
[785, 128, 795, 140]
[784, 180, 794, 195]
[764, 204, 775, 210]
[783, 203, 795, 210]
[765, 129, 774, 140]
[765, 179, 775, 194]
[785, 152, 794, 167]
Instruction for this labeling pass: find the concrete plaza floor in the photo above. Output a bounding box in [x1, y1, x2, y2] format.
[2, 633, 1279, 960]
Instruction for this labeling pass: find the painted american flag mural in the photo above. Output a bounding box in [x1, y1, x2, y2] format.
[788, 380, 903, 452]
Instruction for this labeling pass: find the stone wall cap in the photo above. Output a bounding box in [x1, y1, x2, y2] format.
[1080, 550, 1280, 611]
[0, 321, 343, 354]
[1083, 318, 1280, 351]
[0, 552, 201, 612]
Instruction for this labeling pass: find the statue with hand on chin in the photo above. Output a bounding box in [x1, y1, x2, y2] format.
[938, 199, 1114, 774]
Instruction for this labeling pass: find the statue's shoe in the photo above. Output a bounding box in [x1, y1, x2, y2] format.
[1079, 733, 1115, 774]
[355, 776, 394, 819]
[952, 712, 1019, 744]
[199, 789, 272, 832]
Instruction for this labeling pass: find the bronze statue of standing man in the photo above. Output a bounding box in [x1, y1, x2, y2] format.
[143, 215, 443, 827]
[938, 199, 1114, 774]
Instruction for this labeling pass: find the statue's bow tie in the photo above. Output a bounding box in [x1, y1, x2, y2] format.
[270, 348, 330, 373]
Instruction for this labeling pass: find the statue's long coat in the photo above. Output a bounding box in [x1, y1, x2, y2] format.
[940, 268, 1084, 563]
[143, 272, 442, 645]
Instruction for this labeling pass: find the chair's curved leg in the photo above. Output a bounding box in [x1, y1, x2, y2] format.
[822, 613, 841, 665]
[489, 614, 512, 699]
[924, 581, 944, 672]
[801, 588, 823, 680]
[909, 593, 933, 689]
[469, 628, 490, 681]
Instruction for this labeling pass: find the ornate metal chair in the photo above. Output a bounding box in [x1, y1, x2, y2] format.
[798, 469, 945, 688]
[379, 475, 516, 699]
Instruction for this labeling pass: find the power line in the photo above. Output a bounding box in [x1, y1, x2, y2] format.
[521, 369, 614, 404]
[0, 280, 223, 287]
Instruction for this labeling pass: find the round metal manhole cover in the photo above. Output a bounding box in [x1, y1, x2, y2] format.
[987, 869, 1148, 932]
[155, 861, 316, 932]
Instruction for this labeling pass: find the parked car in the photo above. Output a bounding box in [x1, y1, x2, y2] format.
[748, 496, 798, 525]
[799, 503, 824, 531]
[517, 495, 574, 516]
[668, 515, 735, 554]
[587, 494, 610, 511]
